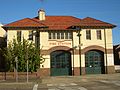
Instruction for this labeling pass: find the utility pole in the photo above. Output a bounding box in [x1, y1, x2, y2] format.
[77, 28, 82, 75]
[15, 57, 18, 82]
[25, 44, 29, 83]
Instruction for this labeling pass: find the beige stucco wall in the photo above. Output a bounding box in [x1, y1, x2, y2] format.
[7, 30, 34, 45]
[22, 30, 29, 40]
[40, 55, 50, 68]
[7, 30, 17, 44]
[7, 28, 114, 69]
[40, 32, 49, 49]
[0, 24, 6, 37]
[40, 32, 72, 50]
[105, 29, 113, 48]
[73, 29, 114, 67]
[74, 29, 113, 49]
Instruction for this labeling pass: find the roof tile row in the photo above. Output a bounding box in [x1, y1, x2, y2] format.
[3, 16, 116, 30]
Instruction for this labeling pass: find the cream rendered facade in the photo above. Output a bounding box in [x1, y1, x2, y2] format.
[4, 9, 116, 76]
[0, 24, 6, 37]
[7, 28, 115, 76]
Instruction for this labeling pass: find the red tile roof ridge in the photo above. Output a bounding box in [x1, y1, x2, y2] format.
[30, 18, 47, 26]
[3, 18, 47, 27]
[46, 15, 81, 18]
[47, 15, 81, 21]
[3, 18, 30, 26]
[82, 17, 115, 25]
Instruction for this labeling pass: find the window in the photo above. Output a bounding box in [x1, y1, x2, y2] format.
[97, 30, 102, 40]
[35, 31, 40, 47]
[61, 32, 64, 39]
[57, 32, 60, 39]
[17, 31, 21, 41]
[86, 30, 91, 40]
[65, 32, 68, 39]
[119, 52, 120, 59]
[68, 32, 72, 39]
[48, 31, 72, 40]
[28, 31, 33, 40]
[53, 32, 56, 39]
[49, 32, 52, 39]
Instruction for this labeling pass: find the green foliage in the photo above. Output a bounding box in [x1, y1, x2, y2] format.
[3, 38, 45, 72]
[0, 37, 9, 72]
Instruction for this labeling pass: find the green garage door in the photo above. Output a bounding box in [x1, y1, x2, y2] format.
[50, 50, 72, 76]
[85, 50, 105, 74]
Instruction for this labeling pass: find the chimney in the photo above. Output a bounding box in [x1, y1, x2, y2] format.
[38, 9, 45, 21]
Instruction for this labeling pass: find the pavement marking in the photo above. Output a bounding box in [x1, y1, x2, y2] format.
[47, 84, 54, 86]
[100, 80, 120, 86]
[99, 80, 110, 84]
[114, 83, 120, 86]
[70, 83, 77, 86]
[111, 81, 120, 86]
[48, 88, 56, 90]
[59, 83, 66, 86]
[58, 87, 74, 90]
[78, 87, 88, 90]
[33, 83, 38, 90]
[81, 79, 88, 82]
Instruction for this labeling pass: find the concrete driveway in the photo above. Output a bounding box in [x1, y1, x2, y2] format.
[42, 73, 120, 90]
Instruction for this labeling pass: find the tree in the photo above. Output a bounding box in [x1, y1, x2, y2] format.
[2, 38, 45, 72]
[0, 37, 8, 72]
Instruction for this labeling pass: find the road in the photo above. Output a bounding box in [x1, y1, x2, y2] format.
[0, 73, 120, 90]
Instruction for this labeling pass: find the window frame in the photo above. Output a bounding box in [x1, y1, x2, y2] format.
[96, 30, 102, 40]
[28, 30, 33, 40]
[86, 30, 91, 40]
[17, 31, 22, 41]
[48, 31, 72, 40]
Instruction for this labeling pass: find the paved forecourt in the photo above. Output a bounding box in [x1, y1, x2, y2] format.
[0, 73, 120, 90]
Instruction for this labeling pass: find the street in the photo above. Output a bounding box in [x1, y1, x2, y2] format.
[0, 73, 120, 90]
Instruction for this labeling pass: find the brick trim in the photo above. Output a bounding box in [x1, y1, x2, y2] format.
[74, 45, 113, 55]
[41, 46, 72, 55]
[41, 45, 113, 55]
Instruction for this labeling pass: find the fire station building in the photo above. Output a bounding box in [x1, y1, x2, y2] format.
[3, 9, 116, 76]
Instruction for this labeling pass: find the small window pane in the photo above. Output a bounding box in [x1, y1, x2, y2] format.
[49, 32, 52, 39]
[65, 32, 68, 39]
[17, 31, 21, 41]
[86, 30, 91, 40]
[61, 32, 64, 39]
[97, 30, 102, 40]
[57, 32, 60, 39]
[28, 31, 33, 40]
[53, 32, 56, 39]
[68, 32, 72, 39]
[48, 31, 72, 40]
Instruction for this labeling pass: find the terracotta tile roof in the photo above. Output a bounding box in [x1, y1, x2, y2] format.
[3, 18, 47, 28]
[75, 17, 116, 28]
[3, 16, 116, 30]
[33, 16, 81, 30]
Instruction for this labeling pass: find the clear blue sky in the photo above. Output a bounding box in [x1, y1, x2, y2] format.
[0, 0, 120, 45]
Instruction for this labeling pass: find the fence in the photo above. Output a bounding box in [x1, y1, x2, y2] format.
[0, 72, 38, 80]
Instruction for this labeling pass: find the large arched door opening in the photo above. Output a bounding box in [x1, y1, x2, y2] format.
[85, 50, 105, 74]
[50, 50, 72, 76]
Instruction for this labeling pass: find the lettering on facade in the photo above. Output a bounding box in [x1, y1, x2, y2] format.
[49, 42, 71, 46]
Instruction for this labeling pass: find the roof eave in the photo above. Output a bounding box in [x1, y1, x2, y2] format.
[2, 26, 48, 30]
[71, 25, 116, 29]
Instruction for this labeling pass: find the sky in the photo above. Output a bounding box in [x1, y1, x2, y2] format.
[0, 0, 120, 45]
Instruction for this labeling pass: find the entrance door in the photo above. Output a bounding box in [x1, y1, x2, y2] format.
[85, 50, 104, 74]
[51, 50, 72, 76]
